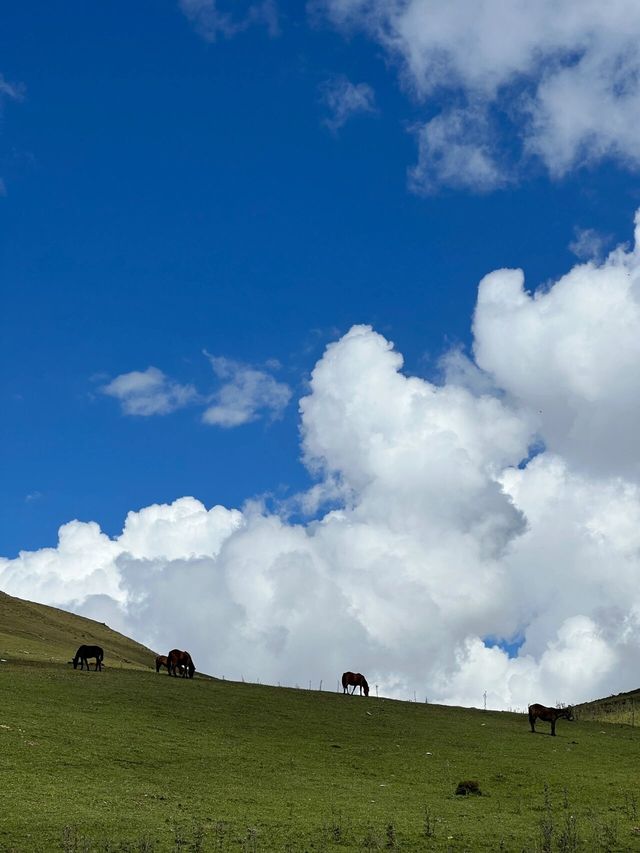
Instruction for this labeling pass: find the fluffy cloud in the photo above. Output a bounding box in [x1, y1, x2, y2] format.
[100, 367, 198, 416]
[101, 357, 291, 427]
[318, 0, 640, 188]
[320, 75, 376, 132]
[472, 213, 640, 477]
[569, 227, 611, 262]
[202, 355, 292, 427]
[409, 106, 507, 194]
[6, 211, 640, 708]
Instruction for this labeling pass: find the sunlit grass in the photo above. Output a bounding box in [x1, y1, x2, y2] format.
[1, 592, 640, 851]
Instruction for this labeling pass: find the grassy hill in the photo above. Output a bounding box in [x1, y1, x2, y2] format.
[1, 594, 640, 851]
[575, 687, 640, 727]
[0, 590, 157, 669]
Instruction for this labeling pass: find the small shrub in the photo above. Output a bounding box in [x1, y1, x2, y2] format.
[213, 821, 229, 851]
[385, 823, 397, 849]
[455, 780, 482, 796]
[242, 827, 258, 853]
[362, 826, 382, 851]
[423, 808, 436, 838]
[61, 826, 92, 853]
[539, 785, 554, 853]
[624, 790, 638, 822]
[555, 788, 581, 853]
[321, 809, 347, 845]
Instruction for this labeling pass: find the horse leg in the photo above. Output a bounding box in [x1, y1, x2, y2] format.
[551, 720, 556, 736]
[529, 713, 535, 733]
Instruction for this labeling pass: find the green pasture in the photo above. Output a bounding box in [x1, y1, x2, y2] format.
[1, 593, 640, 851]
[0, 591, 154, 669]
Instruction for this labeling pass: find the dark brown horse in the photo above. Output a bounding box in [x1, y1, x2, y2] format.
[342, 671, 369, 696]
[73, 645, 104, 671]
[167, 649, 195, 679]
[528, 703, 574, 736]
[155, 654, 168, 673]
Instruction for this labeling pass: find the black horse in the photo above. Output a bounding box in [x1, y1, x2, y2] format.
[342, 671, 369, 696]
[528, 703, 574, 736]
[73, 645, 104, 671]
[167, 649, 195, 679]
[155, 654, 168, 673]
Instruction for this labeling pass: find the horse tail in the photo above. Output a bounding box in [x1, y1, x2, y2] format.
[341, 672, 348, 691]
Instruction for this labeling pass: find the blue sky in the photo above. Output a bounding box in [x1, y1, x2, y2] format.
[3, 1, 637, 556]
[4, 1, 640, 706]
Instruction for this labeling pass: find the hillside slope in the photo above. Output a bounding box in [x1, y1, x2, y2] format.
[0, 590, 156, 668]
[576, 687, 640, 727]
[1, 593, 640, 851]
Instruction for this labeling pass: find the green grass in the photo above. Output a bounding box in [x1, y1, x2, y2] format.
[576, 688, 640, 727]
[0, 591, 156, 669]
[1, 593, 640, 851]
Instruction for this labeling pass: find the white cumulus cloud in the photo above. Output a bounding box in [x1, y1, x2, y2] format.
[100, 367, 199, 416]
[409, 106, 507, 194]
[202, 355, 292, 427]
[318, 0, 640, 189]
[6, 210, 640, 708]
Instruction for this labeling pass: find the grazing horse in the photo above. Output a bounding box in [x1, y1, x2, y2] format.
[342, 671, 369, 696]
[155, 654, 169, 673]
[73, 645, 104, 671]
[167, 649, 195, 679]
[528, 703, 574, 736]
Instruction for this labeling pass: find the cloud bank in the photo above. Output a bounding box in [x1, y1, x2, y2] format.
[319, 0, 640, 190]
[6, 211, 640, 708]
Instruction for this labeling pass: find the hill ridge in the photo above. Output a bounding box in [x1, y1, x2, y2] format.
[0, 589, 156, 668]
